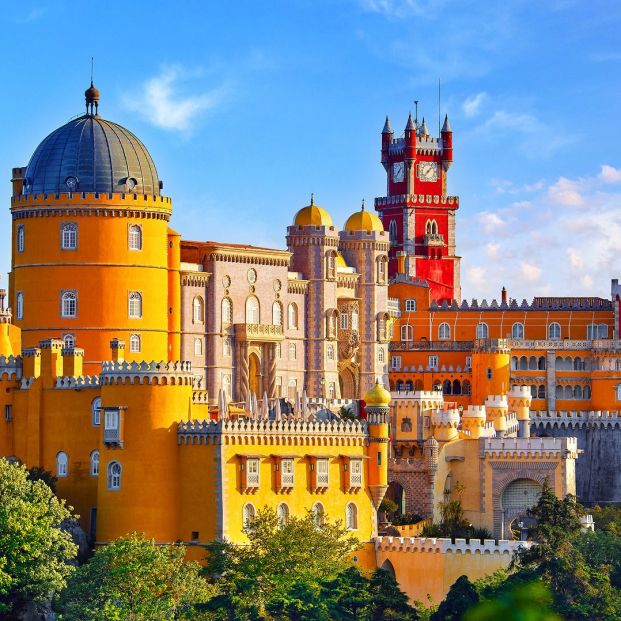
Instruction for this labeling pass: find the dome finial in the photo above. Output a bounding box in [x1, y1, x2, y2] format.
[85, 58, 100, 117]
[310, 192, 314, 206]
[361, 198, 365, 211]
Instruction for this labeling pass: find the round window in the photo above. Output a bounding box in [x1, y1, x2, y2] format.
[273, 279, 282, 292]
[247, 269, 257, 284]
[222, 275, 231, 288]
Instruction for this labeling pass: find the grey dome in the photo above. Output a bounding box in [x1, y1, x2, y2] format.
[23, 115, 161, 196]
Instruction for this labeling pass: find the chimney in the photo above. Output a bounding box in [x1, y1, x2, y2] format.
[11, 167, 26, 197]
[39, 339, 64, 382]
[110, 338, 125, 363]
[62, 347, 84, 378]
[501, 286, 507, 305]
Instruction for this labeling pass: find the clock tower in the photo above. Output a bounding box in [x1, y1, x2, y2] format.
[375, 112, 461, 304]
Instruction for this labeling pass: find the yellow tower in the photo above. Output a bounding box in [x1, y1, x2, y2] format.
[364, 381, 390, 512]
[9, 84, 176, 372]
[484, 395, 508, 438]
[430, 408, 460, 442]
[507, 385, 532, 438]
[461, 405, 487, 440]
[471, 340, 510, 405]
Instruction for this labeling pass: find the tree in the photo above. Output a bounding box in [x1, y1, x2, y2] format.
[0, 457, 77, 617]
[58, 533, 213, 620]
[322, 566, 371, 621]
[431, 575, 479, 621]
[202, 507, 360, 620]
[367, 567, 419, 621]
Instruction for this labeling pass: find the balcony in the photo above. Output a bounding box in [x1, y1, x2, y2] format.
[234, 323, 284, 342]
[390, 340, 473, 352]
[387, 298, 401, 318]
[104, 427, 120, 444]
[424, 233, 445, 246]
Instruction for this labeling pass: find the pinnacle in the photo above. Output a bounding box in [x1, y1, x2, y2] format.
[442, 113, 452, 132]
[382, 115, 393, 134]
[405, 113, 416, 131]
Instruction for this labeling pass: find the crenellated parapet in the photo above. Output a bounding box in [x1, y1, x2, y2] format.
[0, 354, 22, 381]
[54, 375, 100, 389]
[375, 535, 530, 555]
[531, 410, 621, 430]
[178, 417, 368, 446]
[479, 436, 578, 459]
[428, 296, 612, 312]
[100, 360, 194, 385]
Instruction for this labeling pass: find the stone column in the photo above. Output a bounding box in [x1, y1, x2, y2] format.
[267, 342, 277, 398]
[239, 342, 249, 403]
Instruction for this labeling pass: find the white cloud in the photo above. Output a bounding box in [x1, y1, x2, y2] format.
[548, 176, 584, 206]
[466, 266, 487, 289]
[567, 248, 584, 270]
[599, 164, 621, 184]
[477, 211, 505, 233]
[485, 242, 500, 259]
[358, 0, 443, 18]
[125, 66, 229, 132]
[520, 261, 542, 283]
[462, 92, 486, 118]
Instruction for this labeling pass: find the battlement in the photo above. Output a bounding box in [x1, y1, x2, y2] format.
[463, 405, 486, 418]
[508, 385, 532, 400]
[431, 409, 460, 427]
[429, 296, 613, 312]
[374, 194, 459, 209]
[530, 410, 621, 429]
[479, 436, 578, 458]
[375, 536, 530, 555]
[0, 354, 22, 380]
[11, 192, 172, 208]
[178, 417, 368, 446]
[54, 375, 100, 389]
[100, 360, 194, 385]
[485, 395, 508, 408]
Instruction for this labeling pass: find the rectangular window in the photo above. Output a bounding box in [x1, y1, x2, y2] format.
[61, 291, 77, 318]
[316, 458, 329, 486]
[246, 458, 260, 487]
[276, 376, 283, 398]
[465, 355, 472, 368]
[340, 313, 349, 330]
[17, 225, 24, 253]
[349, 459, 362, 487]
[281, 459, 294, 487]
[289, 343, 297, 361]
[61, 223, 78, 250]
[429, 355, 438, 369]
[391, 355, 402, 370]
[351, 313, 359, 332]
[104, 409, 120, 444]
[223, 338, 232, 357]
[4, 405, 12, 422]
[587, 324, 597, 340]
[405, 299, 416, 312]
[377, 452, 382, 465]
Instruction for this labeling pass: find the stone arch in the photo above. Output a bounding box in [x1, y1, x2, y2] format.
[380, 559, 396, 579]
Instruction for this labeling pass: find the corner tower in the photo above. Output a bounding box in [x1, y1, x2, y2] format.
[9, 85, 180, 371]
[375, 112, 460, 304]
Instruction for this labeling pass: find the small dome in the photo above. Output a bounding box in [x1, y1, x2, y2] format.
[335, 252, 348, 268]
[23, 111, 160, 196]
[344, 200, 384, 233]
[293, 194, 333, 227]
[364, 380, 391, 407]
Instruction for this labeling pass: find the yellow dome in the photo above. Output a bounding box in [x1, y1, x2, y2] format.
[336, 252, 348, 268]
[344, 200, 384, 233]
[364, 380, 391, 406]
[293, 194, 333, 227]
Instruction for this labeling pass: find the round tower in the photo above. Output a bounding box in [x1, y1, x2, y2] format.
[430, 408, 459, 442]
[363, 381, 390, 512]
[471, 340, 510, 405]
[484, 395, 509, 438]
[461, 405, 486, 440]
[508, 385, 532, 438]
[10, 84, 175, 372]
[96, 346, 195, 543]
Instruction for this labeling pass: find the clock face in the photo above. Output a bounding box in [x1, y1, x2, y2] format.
[65, 176, 78, 191]
[417, 161, 438, 182]
[392, 162, 405, 183]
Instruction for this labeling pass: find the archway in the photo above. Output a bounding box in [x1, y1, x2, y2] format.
[380, 559, 396, 579]
[386, 481, 406, 515]
[339, 367, 356, 399]
[500, 478, 542, 539]
[249, 352, 261, 397]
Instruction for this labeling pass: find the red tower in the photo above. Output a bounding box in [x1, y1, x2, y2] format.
[376, 112, 461, 304]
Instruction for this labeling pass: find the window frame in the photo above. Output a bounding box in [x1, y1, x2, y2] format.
[128, 224, 142, 251]
[548, 322, 561, 340]
[511, 322, 525, 339]
[107, 461, 122, 490]
[16, 291, 23, 320]
[192, 296, 204, 324]
[404, 299, 416, 312]
[56, 451, 68, 478]
[16, 224, 24, 253]
[90, 450, 100, 476]
[61, 290, 78, 318]
[60, 222, 78, 250]
[438, 322, 450, 340]
[128, 291, 143, 319]
[129, 334, 141, 353]
[476, 322, 489, 339]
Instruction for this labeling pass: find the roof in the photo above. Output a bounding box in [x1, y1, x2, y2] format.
[293, 194, 333, 227]
[23, 114, 161, 196]
[344, 204, 384, 233]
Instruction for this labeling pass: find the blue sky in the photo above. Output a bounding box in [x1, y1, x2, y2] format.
[1, 0, 620, 301]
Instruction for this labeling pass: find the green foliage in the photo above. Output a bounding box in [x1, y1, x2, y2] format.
[430, 575, 479, 621]
[0, 457, 77, 616]
[27, 466, 58, 494]
[368, 568, 419, 621]
[421, 495, 491, 542]
[57, 533, 213, 620]
[339, 405, 358, 421]
[202, 507, 361, 620]
[322, 566, 371, 621]
[591, 504, 621, 536]
[465, 581, 561, 621]
[379, 498, 398, 515]
[390, 513, 423, 527]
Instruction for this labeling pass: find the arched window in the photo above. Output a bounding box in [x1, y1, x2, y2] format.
[462, 379, 471, 395]
[129, 334, 141, 353]
[90, 450, 99, 476]
[452, 380, 461, 395]
[538, 385, 546, 399]
[574, 357, 585, 371]
[346, 503, 358, 530]
[289, 343, 297, 361]
[272, 302, 283, 326]
[548, 322, 561, 340]
[17, 225, 24, 253]
[56, 452, 68, 477]
[573, 385, 583, 399]
[388, 220, 397, 245]
[438, 322, 450, 340]
[61, 291, 77, 318]
[91, 397, 101, 426]
[564, 386, 572, 399]
[510, 356, 518, 371]
[584, 385, 592, 399]
[476, 322, 488, 339]
[327, 344, 335, 361]
[538, 356, 546, 370]
[61, 222, 77, 249]
[312, 502, 325, 528]
[378, 348, 385, 363]
[400, 325, 413, 341]
[532, 385, 539, 399]
[326, 252, 336, 278]
[288, 303, 298, 329]
[243, 503, 256, 528]
[528, 356, 536, 370]
[193, 296, 204, 323]
[616, 383, 621, 401]
[223, 338, 232, 357]
[512, 322, 524, 339]
[396, 380, 404, 392]
[555, 385, 563, 399]
[194, 338, 203, 356]
[16, 292, 23, 320]
[519, 356, 528, 370]
[377, 256, 387, 284]
[405, 380, 413, 391]
[63, 333, 75, 349]
[128, 292, 142, 318]
[277, 503, 289, 527]
[443, 379, 452, 395]
[221, 298, 233, 324]
[222, 374, 232, 398]
[107, 461, 122, 490]
[128, 224, 142, 250]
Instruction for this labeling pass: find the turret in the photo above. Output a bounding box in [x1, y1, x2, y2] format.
[430, 408, 459, 442]
[508, 385, 532, 438]
[381, 116, 393, 169]
[461, 405, 486, 440]
[0, 288, 14, 357]
[363, 381, 390, 512]
[484, 395, 508, 438]
[405, 113, 416, 161]
[441, 114, 453, 171]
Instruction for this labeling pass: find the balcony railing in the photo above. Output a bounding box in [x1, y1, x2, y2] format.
[234, 323, 284, 342]
[424, 233, 445, 246]
[390, 340, 473, 352]
[281, 472, 294, 487]
[350, 472, 362, 487]
[104, 427, 120, 444]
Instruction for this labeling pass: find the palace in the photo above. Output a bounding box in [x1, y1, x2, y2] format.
[0, 83, 617, 603]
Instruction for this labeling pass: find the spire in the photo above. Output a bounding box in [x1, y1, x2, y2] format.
[361, 198, 365, 211]
[382, 115, 393, 134]
[441, 113, 452, 132]
[405, 112, 416, 131]
[421, 117, 429, 136]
